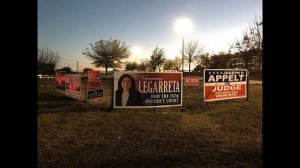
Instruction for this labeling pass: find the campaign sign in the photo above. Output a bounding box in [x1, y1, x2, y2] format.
[184, 76, 199, 86]
[87, 71, 103, 99]
[65, 74, 81, 100]
[55, 71, 66, 91]
[114, 72, 183, 108]
[204, 69, 247, 101]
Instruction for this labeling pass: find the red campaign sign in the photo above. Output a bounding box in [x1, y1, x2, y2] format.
[65, 74, 81, 100]
[204, 84, 246, 101]
[87, 71, 103, 99]
[204, 69, 247, 101]
[184, 76, 199, 86]
[55, 71, 66, 91]
[88, 71, 100, 91]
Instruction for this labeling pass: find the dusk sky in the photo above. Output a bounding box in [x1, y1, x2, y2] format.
[38, 0, 262, 71]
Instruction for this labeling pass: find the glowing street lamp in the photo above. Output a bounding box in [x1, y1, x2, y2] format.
[131, 46, 141, 61]
[174, 18, 193, 72]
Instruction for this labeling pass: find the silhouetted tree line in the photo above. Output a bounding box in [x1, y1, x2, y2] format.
[79, 15, 262, 73]
[38, 48, 60, 75]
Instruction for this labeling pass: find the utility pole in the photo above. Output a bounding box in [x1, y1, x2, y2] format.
[182, 37, 184, 72]
[76, 61, 79, 72]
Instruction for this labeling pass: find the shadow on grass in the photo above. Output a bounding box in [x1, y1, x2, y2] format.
[38, 90, 75, 102]
[38, 90, 91, 113]
[96, 150, 261, 168]
[38, 145, 261, 168]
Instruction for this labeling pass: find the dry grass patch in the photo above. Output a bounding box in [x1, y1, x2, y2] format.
[38, 85, 262, 167]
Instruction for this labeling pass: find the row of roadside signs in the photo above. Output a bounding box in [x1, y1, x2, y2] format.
[55, 69, 248, 108]
[55, 71, 103, 100]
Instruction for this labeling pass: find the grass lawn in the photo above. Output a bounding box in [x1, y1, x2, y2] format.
[38, 84, 262, 168]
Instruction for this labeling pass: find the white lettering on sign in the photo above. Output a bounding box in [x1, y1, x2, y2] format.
[208, 74, 245, 82]
[212, 85, 242, 92]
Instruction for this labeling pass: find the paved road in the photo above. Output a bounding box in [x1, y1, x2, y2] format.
[249, 80, 262, 85]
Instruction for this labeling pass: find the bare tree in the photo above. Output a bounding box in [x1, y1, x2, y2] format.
[38, 48, 60, 65]
[184, 40, 205, 73]
[194, 52, 209, 72]
[137, 59, 150, 71]
[125, 61, 138, 71]
[199, 53, 210, 68]
[231, 32, 253, 70]
[163, 59, 176, 71]
[230, 14, 262, 70]
[194, 53, 202, 69]
[163, 57, 184, 72]
[149, 46, 166, 72]
[173, 56, 182, 72]
[82, 38, 130, 75]
[38, 48, 60, 75]
[209, 52, 232, 69]
[248, 15, 263, 70]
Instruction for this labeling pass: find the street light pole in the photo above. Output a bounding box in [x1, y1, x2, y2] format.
[174, 17, 192, 73]
[182, 36, 184, 72]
